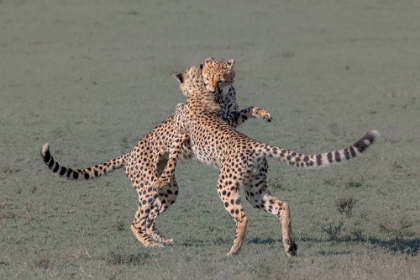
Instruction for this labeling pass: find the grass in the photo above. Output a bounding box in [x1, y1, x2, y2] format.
[1, 0, 420, 279]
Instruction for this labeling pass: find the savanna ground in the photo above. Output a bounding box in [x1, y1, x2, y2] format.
[1, 0, 419, 279]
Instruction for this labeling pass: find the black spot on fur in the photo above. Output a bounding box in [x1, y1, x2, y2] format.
[327, 152, 333, 163]
[48, 157, 55, 168]
[355, 139, 368, 152]
[43, 150, 51, 163]
[59, 167, 67, 176]
[365, 133, 375, 143]
[316, 154, 322, 166]
[349, 146, 356, 157]
[334, 151, 341, 162]
[344, 148, 350, 160]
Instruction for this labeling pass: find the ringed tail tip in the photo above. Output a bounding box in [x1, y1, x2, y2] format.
[369, 129, 380, 138]
[41, 143, 50, 156]
[366, 130, 380, 142]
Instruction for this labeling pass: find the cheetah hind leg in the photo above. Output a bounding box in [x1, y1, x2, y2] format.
[145, 157, 182, 243]
[146, 196, 175, 244]
[144, 158, 177, 244]
[145, 133, 188, 243]
[245, 183, 297, 257]
[130, 208, 164, 248]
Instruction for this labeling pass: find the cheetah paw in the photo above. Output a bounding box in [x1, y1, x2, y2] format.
[161, 238, 174, 244]
[262, 113, 272, 123]
[285, 242, 298, 257]
[153, 177, 169, 190]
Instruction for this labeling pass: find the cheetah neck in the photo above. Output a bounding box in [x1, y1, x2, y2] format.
[186, 90, 221, 114]
[183, 67, 222, 114]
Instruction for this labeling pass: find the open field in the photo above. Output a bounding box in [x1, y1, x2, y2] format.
[1, 0, 419, 279]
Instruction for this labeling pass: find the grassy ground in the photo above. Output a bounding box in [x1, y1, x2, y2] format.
[1, 0, 419, 279]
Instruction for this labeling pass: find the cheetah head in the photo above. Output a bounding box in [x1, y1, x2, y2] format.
[200, 57, 235, 93]
[173, 65, 204, 97]
[173, 58, 235, 97]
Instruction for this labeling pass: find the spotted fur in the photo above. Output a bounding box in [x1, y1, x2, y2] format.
[201, 57, 272, 125]
[159, 63, 380, 257]
[40, 58, 272, 247]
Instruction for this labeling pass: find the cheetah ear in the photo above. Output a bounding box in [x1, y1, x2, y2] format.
[227, 59, 235, 68]
[173, 73, 184, 84]
[201, 57, 214, 69]
[204, 57, 214, 63]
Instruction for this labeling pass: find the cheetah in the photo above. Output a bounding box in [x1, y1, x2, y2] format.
[158, 62, 380, 257]
[40, 58, 272, 248]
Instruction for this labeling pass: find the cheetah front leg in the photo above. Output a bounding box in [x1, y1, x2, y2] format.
[227, 106, 272, 128]
[152, 133, 189, 190]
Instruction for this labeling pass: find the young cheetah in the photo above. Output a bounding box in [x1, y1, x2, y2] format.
[158, 62, 379, 257]
[40, 58, 271, 248]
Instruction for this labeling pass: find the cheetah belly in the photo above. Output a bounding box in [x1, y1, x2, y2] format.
[191, 142, 222, 168]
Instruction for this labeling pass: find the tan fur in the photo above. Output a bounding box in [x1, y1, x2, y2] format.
[40, 58, 272, 248]
[158, 62, 379, 256]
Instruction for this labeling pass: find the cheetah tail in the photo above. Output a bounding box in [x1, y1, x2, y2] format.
[40, 143, 127, 180]
[260, 130, 380, 169]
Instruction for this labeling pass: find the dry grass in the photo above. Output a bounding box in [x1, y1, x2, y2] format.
[1, 0, 420, 279]
[335, 196, 357, 217]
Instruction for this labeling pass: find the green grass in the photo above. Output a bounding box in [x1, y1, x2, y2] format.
[1, 0, 419, 279]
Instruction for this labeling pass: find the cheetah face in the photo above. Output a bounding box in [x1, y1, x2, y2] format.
[173, 58, 235, 98]
[200, 57, 235, 94]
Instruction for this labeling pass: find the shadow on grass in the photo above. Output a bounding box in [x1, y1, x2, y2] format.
[179, 236, 419, 256]
[106, 251, 155, 266]
[181, 236, 276, 247]
[298, 236, 419, 256]
[247, 237, 278, 245]
[367, 237, 419, 256]
[318, 250, 355, 256]
[181, 238, 212, 247]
